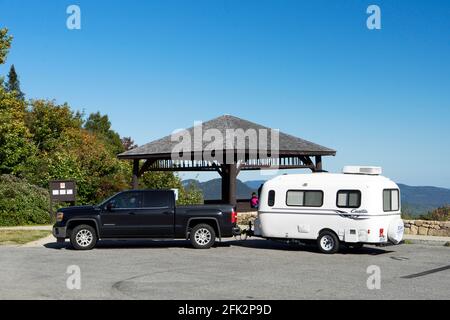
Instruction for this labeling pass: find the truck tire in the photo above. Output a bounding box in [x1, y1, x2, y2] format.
[70, 224, 97, 250]
[190, 224, 216, 249]
[317, 230, 339, 254]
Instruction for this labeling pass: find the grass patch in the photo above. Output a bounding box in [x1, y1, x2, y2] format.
[402, 240, 414, 245]
[0, 230, 51, 245]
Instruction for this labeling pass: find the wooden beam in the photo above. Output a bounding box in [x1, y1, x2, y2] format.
[145, 167, 220, 172]
[138, 159, 156, 176]
[239, 164, 313, 171]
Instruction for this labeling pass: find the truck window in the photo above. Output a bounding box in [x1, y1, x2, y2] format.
[109, 192, 143, 209]
[286, 190, 323, 207]
[143, 191, 170, 208]
[268, 190, 275, 207]
[383, 189, 400, 211]
[337, 190, 361, 208]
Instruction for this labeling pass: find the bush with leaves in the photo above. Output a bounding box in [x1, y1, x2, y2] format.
[0, 175, 51, 226]
[419, 206, 450, 221]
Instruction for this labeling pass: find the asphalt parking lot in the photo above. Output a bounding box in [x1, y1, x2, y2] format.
[0, 239, 449, 299]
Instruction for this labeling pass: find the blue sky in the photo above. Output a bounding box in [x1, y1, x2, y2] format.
[1, 0, 449, 187]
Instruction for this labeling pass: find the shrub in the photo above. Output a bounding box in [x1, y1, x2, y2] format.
[0, 174, 51, 226]
[419, 206, 450, 221]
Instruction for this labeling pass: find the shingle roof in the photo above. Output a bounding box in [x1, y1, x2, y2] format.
[118, 115, 336, 159]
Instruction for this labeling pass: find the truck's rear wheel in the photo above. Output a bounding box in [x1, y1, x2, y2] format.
[70, 224, 97, 250]
[190, 224, 216, 249]
[317, 231, 339, 254]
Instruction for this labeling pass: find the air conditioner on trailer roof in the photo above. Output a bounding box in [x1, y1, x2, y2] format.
[342, 166, 382, 175]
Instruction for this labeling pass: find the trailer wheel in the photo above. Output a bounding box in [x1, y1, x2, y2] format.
[190, 224, 216, 249]
[317, 231, 339, 254]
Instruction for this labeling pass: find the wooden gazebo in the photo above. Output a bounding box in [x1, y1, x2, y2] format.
[118, 115, 336, 206]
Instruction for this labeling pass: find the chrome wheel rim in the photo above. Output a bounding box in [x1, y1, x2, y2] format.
[320, 235, 334, 251]
[76, 229, 93, 247]
[194, 228, 211, 246]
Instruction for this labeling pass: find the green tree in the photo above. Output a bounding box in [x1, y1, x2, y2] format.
[5, 64, 24, 100]
[22, 127, 131, 204]
[0, 28, 12, 65]
[0, 86, 36, 174]
[26, 99, 83, 152]
[84, 112, 125, 155]
[121, 136, 137, 151]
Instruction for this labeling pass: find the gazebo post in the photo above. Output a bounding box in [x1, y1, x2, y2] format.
[228, 164, 237, 206]
[221, 163, 237, 206]
[132, 159, 140, 189]
[315, 156, 323, 171]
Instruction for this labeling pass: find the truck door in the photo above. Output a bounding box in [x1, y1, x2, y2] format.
[100, 191, 144, 237]
[139, 191, 175, 237]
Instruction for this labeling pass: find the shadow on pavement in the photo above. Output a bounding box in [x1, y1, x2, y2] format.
[44, 238, 394, 255]
[45, 239, 194, 250]
[229, 239, 395, 255]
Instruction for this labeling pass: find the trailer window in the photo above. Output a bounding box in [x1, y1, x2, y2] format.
[286, 190, 323, 207]
[383, 189, 400, 211]
[337, 190, 361, 208]
[268, 190, 275, 207]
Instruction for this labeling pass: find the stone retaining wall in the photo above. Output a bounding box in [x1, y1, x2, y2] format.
[237, 212, 257, 226]
[238, 213, 450, 237]
[403, 220, 450, 237]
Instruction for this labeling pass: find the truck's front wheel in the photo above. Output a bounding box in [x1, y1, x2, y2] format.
[70, 224, 97, 250]
[190, 224, 216, 249]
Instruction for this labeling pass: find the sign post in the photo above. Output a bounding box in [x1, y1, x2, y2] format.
[49, 180, 77, 220]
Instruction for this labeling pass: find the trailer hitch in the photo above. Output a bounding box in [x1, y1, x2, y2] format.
[236, 221, 254, 240]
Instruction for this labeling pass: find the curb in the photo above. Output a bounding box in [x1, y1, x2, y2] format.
[403, 235, 450, 246]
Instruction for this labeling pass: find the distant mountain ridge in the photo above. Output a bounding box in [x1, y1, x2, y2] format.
[183, 178, 450, 216]
[397, 183, 450, 214]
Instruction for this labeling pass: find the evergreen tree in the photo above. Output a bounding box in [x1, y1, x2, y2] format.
[5, 64, 24, 100]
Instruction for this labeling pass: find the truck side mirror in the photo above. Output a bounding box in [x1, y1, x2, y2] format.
[106, 202, 114, 211]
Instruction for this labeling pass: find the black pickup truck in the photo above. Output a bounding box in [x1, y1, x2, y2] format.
[53, 190, 240, 250]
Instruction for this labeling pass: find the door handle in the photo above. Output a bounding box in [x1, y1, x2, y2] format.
[128, 212, 136, 215]
[163, 211, 174, 215]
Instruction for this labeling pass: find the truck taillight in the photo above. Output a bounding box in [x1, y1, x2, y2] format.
[379, 228, 384, 237]
[231, 210, 237, 224]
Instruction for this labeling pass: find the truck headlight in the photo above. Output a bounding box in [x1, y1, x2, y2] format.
[56, 212, 64, 222]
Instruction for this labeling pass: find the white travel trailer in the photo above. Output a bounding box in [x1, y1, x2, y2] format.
[253, 166, 404, 254]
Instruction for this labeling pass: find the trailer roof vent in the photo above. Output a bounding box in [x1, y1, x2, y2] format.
[342, 166, 382, 175]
